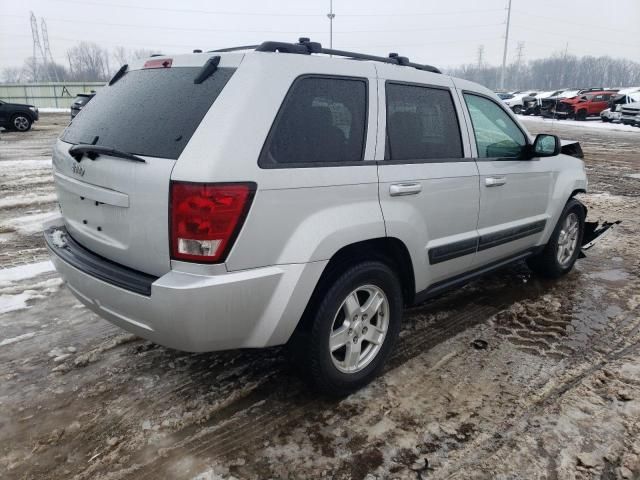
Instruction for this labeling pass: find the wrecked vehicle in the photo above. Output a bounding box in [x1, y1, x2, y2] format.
[620, 101, 640, 126]
[44, 38, 616, 395]
[601, 90, 640, 123]
[546, 90, 618, 120]
[522, 90, 566, 116]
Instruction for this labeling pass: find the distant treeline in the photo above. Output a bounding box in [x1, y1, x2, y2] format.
[447, 53, 640, 90]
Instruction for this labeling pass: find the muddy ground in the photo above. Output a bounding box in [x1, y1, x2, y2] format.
[0, 114, 639, 480]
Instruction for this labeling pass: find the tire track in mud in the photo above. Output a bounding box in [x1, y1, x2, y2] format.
[436, 293, 640, 479]
[84, 299, 503, 480]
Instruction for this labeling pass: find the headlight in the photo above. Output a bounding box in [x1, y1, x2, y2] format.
[29, 106, 36, 111]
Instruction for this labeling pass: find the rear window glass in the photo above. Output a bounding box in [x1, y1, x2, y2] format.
[259, 76, 367, 166]
[62, 67, 235, 159]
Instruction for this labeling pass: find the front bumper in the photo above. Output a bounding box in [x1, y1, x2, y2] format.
[45, 226, 326, 352]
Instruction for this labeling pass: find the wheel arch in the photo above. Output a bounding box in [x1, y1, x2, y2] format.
[293, 236, 415, 334]
[11, 111, 34, 122]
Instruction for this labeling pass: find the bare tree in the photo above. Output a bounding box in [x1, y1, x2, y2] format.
[447, 53, 640, 90]
[112, 46, 155, 67]
[2, 67, 23, 83]
[67, 42, 111, 81]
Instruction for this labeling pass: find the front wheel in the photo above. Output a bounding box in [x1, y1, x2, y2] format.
[527, 198, 585, 278]
[303, 261, 403, 396]
[512, 105, 522, 115]
[12, 114, 32, 132]
[576, 110, 587, 121]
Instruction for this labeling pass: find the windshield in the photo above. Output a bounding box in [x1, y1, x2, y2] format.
[61, 66, 235, 159]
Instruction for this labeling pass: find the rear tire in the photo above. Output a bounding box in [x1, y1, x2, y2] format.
[527, 198, 585, 278]
[299, 261, 403, 396]
[512, 105, 522, 115]
[11, 114, 32, 132]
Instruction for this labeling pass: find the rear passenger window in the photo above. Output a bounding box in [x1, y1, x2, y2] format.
[385, 83, 463, 161]
[259, 76, 367, 166]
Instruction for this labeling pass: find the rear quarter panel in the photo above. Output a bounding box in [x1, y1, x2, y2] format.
[171, 53, 384, 271]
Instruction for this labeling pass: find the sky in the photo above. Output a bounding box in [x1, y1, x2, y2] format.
[1, 0, 639, 71]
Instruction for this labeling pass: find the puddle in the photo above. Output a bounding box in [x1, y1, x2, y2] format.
[588, 268, 630, 282]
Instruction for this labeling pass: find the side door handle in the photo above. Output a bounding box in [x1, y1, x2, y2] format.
[390, 182, 422, 196]
[485, 176, 507, 187]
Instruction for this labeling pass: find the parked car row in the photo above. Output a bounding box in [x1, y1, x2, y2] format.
[496, 87, 640, 126]
[0, 90, 97, 134]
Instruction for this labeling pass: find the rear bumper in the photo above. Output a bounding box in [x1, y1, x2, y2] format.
[46, 226, 326, 352]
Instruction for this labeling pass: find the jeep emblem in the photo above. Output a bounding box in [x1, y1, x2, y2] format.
[72, 162, 85, 177]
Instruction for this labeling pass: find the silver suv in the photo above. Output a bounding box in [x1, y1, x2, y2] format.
[46, 39, 592, 395]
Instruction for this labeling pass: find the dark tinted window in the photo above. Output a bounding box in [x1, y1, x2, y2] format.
[385, 83, 463, 161]
[62, 67, 235, 159]
[260, 76, 367, 166]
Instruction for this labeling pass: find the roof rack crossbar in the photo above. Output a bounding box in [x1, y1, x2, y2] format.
[254, 38, 441, 74]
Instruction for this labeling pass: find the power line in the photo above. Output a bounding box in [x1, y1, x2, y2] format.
[0, 15, 505, 35]
[513, 23, 639, 48]
[512, 9, 639, 35]
[41, 0, 505, 18]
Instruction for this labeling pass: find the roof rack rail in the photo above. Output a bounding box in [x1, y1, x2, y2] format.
[256, 38, 441, 74]
[207, 38, 440, 73]
[208, 45, 260, 53]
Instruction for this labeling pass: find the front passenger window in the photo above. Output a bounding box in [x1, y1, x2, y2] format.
[464, 93, 526, 159]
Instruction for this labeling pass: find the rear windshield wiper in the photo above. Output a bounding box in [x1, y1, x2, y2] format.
[69, 144, 146, 163]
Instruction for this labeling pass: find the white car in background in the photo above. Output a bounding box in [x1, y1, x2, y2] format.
[601, 90, 640, 123]
[503, 91, 538, 114]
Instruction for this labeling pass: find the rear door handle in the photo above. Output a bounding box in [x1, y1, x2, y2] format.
[485, 176, 507, 187]
[390, 182, 422, 196]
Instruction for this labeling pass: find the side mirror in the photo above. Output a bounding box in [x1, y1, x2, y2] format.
[532, 133, 561, 157]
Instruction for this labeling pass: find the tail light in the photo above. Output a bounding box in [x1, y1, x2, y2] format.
[170, 182, 255, 263]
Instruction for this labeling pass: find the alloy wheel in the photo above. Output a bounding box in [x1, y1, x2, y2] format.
[557, 212, 579, 267]
[329, 285, 389, 373]
[13, 116, 30, 131]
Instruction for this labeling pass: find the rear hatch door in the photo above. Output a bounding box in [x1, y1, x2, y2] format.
[53, 56, 239, 276]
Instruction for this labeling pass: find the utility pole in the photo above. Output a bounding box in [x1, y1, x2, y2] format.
[500, 0, 512, 90]
[514, 41, 524, 89]
[327, 0, 335, 49]
[30, 12, 40, 82]
[477, 45, 485, 69]
[41, 19, 60, 82]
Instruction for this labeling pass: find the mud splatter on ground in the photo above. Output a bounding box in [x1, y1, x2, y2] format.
[0, 115, 639, 479]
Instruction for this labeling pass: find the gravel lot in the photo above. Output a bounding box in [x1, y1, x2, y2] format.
[1, 114, 639, 480]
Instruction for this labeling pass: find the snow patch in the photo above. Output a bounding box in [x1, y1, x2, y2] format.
[0, 331, 36, 346]
[0, 159, 52, 170]
[625, 173, 640, 179]
[0, 261, 54, 283]
[1, 211, 59, 235]
[520, 115, 640, 133]
[51, 229, 67, 248]
[0, 292, 41, 314]
[0, 192, 57, 209]
[39, 108, 71, 113]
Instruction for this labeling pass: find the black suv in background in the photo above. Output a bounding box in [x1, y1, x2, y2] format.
[70, 92, 96, 119]
[0, 100, 39, 132]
